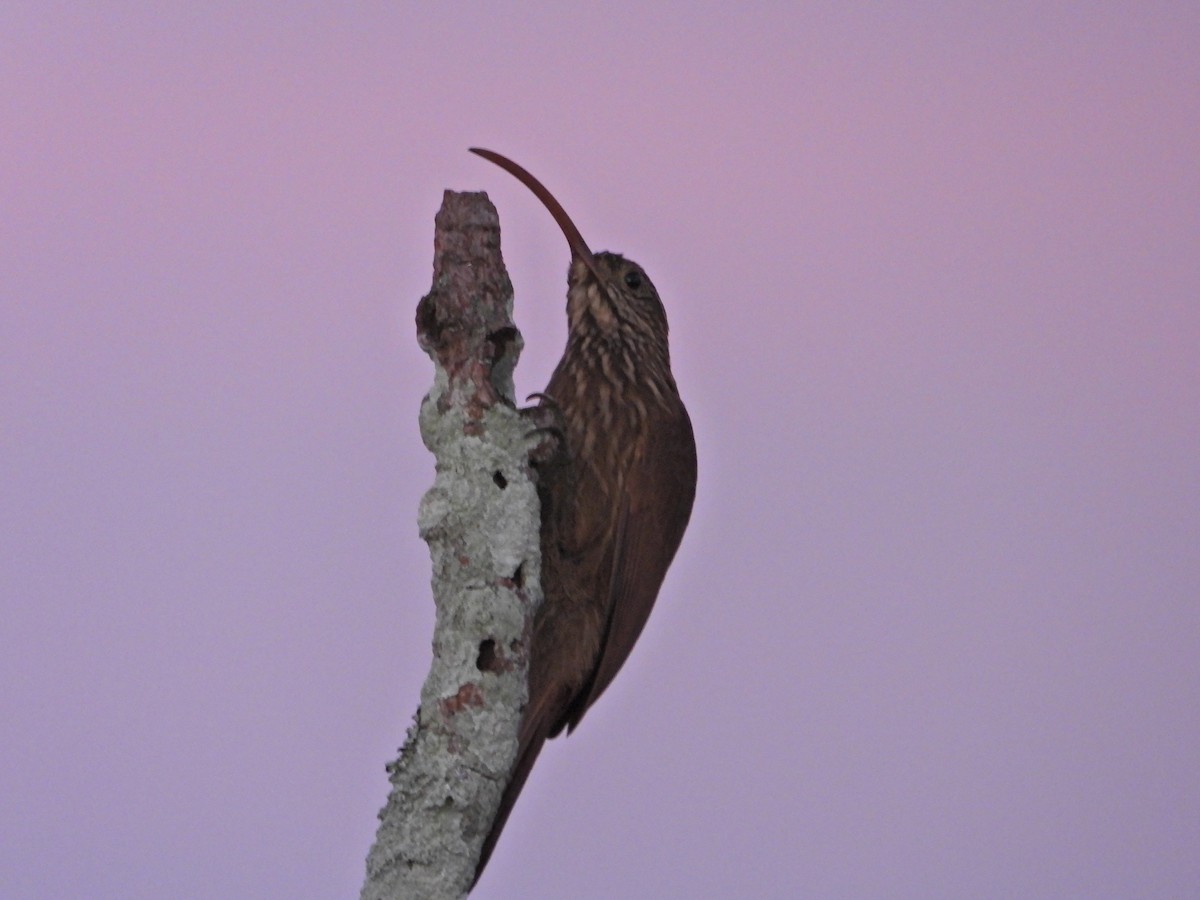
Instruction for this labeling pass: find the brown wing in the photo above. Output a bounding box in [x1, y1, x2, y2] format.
[567, 398, 697, 728]
[473, 398, 696, 888]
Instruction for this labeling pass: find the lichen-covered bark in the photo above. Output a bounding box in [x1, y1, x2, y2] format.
[362, 191, 546, 899]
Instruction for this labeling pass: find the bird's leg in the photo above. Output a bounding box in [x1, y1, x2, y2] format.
[520, 396, 566, 468]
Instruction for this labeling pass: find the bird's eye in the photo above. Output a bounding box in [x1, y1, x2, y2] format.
[624, 271, 642, 290]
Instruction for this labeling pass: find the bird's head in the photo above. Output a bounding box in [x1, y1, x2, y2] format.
[470, 148, 669, 346]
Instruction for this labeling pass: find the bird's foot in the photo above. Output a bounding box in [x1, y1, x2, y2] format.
[520, 398, 565, 466]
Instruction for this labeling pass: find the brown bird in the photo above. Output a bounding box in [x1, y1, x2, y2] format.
[468, 148, 697, 887]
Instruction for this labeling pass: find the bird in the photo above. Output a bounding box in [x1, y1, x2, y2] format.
[468, 148, 697, 888]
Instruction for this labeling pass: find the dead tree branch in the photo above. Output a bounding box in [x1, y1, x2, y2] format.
[362, 191, 545, 899]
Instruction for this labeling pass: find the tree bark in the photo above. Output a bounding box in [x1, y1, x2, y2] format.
[362, 191, 546, 899]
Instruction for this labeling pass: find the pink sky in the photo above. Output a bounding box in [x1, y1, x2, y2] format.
[3, 5, 1198, 898]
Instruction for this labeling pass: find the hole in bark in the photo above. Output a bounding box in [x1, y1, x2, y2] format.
[477, 639, 498, 672]
[512, 562, 524, 587]
[488, 325, 519, 359]
[493, 470, 507, 489]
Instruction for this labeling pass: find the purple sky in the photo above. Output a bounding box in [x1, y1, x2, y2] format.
[3, 5, 1198, 898]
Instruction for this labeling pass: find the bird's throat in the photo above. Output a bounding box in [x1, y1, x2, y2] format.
[567, 280, 617, 334]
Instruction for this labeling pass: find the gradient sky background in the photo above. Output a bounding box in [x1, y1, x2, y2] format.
[3, 4, 1198, 898]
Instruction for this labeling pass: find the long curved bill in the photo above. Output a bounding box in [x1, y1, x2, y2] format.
[469, 148, 601, 281]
